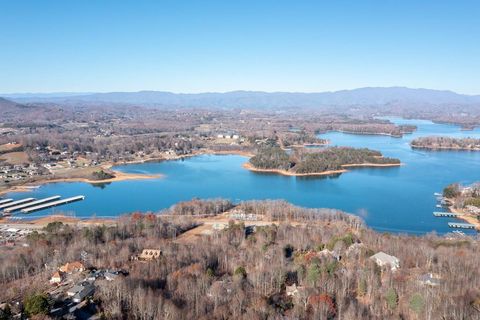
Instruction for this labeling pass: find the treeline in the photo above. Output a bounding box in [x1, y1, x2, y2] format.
[294, 147, 399, 174]
[249, 146, 400, 174]
[21, 131, 205, 163]
[249, 146, 291, 171]
[164, 198, 235, 216]
[316, 123, 416, 137]
[279, 132, 327, 147]
[1, 200, 480, 319]
[411, 136, 480, 150]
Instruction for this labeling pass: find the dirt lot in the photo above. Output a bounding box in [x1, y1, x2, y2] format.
[0, 143, 22, 152]
[0, 151, 30, 165]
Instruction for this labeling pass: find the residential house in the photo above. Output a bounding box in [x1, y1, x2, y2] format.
[50, 271, 64, 284]
[286, 284, 305, 297]
[370, 252, 400, 271]
[70, 283, 95, 303]
[104, 271, 119, 281]
[418, 273, 442, 286]
[59, 261, 85, 274]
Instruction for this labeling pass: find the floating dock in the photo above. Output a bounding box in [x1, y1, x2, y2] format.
[21, 195, 85, 213]
[0, 198, 36, 210]
[433, 212, 460, 217]
[0, 199, 13, 205]
[4, 196, 61, 213]
[448, 222, 476, 229]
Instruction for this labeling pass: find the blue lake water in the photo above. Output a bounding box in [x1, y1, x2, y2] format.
[4, 118, 480, 235]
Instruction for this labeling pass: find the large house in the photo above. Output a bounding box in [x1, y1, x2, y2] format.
[59, 261, 85, 274]
[370, 252, 400, 271]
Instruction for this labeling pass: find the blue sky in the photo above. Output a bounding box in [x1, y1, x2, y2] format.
[1, 1, 479, 94]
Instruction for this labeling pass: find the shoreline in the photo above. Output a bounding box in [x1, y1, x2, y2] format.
[243, 161, 402, 177]
[0, 169, 162, 196]
[242, 162, 347, 177]
[447, 203, 480, 231]
[319, 129, 406, 138]
[0, 214, 117, 227]
[411, 144, 480, 152]
[0, 149, 253, 196]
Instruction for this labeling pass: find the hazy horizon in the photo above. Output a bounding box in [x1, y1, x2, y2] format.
[2, 86, 480, 97]
[1, 1, 479, 95]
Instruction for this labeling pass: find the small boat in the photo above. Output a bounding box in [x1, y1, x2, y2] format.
[434, 192, 442, 196]
[436, 204, 442, 208]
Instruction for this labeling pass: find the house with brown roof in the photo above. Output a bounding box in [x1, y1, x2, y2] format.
[59, 261, 85, 274]
[49, 271, 64, 284]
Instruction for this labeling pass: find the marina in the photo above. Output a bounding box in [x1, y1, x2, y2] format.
[3, 196, 61, 213]
[0, 199, 13, 205]
[448, 222, 476, 229]
[21, 196, 85, 214]
[433, 212, 460, 218]
[0, 198, 36, 210]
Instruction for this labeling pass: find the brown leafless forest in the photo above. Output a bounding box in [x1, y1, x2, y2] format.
[1, 200, 479, 319]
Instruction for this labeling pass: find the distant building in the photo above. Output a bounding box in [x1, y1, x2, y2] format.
[370, 252, 400, 271]
[104, 271, 119, 281]
[418, 273, 441, 286]
[465, 205, 480, 215]
[212, 223, 227, 230]
[286, 284, 304, 297]
[137, 249, 161, 261]
[59, 261, 85, 274]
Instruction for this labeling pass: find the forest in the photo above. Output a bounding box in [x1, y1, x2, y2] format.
[411, 136, 480, 151]
[0, 199, 479, 319]
[249, 146, 400, 174]
[316, 123, 416, 138]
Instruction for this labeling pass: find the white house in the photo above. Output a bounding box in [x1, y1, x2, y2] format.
[370, 251, 400, 271]
[418, 273, 441, 286]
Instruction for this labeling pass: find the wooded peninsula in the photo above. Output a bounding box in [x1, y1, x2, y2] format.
[248, 146, 401, 176]
[411, 136, 480, 151]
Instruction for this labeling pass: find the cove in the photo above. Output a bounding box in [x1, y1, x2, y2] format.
[4, 118, 480, 235]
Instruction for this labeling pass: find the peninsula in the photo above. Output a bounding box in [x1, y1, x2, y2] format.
[411, 136, 480, 151]
[246, 146, 401, 176]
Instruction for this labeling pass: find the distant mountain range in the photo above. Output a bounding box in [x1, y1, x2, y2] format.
[2, 87, 480, 109]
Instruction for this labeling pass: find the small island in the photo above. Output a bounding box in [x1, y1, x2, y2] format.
[246, 146, 401, 176]
[411, 136, 480, 151]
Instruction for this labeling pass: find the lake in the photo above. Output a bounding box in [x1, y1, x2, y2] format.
[4, 118, 480, 234]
